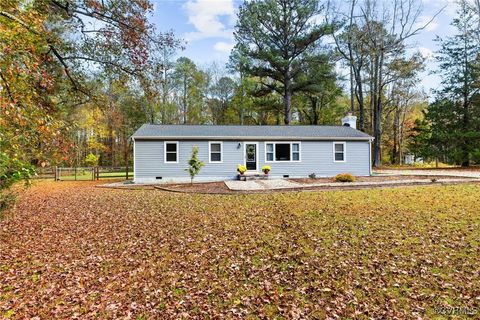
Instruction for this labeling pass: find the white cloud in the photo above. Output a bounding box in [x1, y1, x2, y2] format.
[213, 41, 234, 54]
[418, 46, 434, 60]
[183, 0, 236, 41]
[407, 46, 434, 61]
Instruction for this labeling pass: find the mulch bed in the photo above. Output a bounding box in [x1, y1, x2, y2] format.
[290, 175, 472, 184]
[155, 175, 477, 194]
[156, 182, 245, 194]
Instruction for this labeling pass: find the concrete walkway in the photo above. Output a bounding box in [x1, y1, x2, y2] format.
[225, 177, 480, 191]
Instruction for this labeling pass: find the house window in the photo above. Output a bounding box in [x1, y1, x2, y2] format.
[265, 142, 301, 162]
[266, 143, 274, 161]
[165, 141, 178, 163]
[275, 143, 290, 161]
[292, 143, 300, 161]
[209, 142, 222, 163]
[334, 142, 346, 162]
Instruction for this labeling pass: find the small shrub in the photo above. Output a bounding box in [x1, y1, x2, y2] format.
[0, 152, 35, 215]
[237, 164, 247, 174]
[308, 173, 316, 179]
[0, 192, 16, 217]
[84, 153, 99, 167]
[334, 173, 356, 182]
[261, 165, 271, 174]
[185, 147, 204, 184]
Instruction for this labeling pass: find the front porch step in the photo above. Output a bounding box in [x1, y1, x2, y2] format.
[238, 172, 269, 181]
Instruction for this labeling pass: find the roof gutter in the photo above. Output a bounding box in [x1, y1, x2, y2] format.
[131, 136, 374, 141]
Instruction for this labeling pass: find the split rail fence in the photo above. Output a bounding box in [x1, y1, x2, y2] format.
[34, 167, 133, 181]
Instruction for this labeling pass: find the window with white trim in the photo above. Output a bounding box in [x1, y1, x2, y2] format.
[209, 142, 222, 162]
[292, 143, 300, 161]
[265, 142, 301, 162]
[266, 143, 274, 161]
[165, 142, 178, 163]
[333, 142, 346, 162]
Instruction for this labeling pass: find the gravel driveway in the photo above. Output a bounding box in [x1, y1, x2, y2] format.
[375, 169, 480, 178]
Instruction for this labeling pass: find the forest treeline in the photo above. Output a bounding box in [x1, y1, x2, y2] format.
[1, 0, 479, 193]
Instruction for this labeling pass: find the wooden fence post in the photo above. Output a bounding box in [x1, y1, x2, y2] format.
[74, 167, 77, 181]
[54, 166, 58, 181]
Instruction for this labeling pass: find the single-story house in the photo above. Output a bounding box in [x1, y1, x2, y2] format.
[131, 115, 373, 183]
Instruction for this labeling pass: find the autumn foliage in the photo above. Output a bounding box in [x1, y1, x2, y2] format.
[1, 182, 479, 318]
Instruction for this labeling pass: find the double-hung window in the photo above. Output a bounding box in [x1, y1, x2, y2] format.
[265, 142, 301, 162]
[292, 143, 300, 161]
[164, 141, 178, 163]
[266, 143, 274, 161]
[209, 142, 222, 163]
[333, 142, 346, 162]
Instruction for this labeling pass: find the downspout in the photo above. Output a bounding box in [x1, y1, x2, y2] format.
[369, 138, 373, 176]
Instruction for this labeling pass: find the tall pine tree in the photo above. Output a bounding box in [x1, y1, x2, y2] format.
[233, 0, 332, 124]
[428, 2, 480, 166]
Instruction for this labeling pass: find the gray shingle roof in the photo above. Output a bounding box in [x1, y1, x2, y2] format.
[131, 124, 373, 140]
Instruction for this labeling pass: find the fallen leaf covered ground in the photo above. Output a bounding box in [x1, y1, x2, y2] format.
[1, 181, 479, 319]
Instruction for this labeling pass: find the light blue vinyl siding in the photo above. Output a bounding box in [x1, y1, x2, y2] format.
[134, 140, 371, 182]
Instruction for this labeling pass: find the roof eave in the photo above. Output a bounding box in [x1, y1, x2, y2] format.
[131, 136, 373, 141]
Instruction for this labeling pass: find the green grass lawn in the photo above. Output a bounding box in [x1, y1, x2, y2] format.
[58, 171, 134, 180]
[1, 182, 479, 319]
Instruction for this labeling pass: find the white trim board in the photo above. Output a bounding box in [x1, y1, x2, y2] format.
[243, 142, 259, 171]
[333, 141, 346, 163]
[164, 141, 179, 163]
[208, 141, 223, 163]
[264, 141, 301, 163]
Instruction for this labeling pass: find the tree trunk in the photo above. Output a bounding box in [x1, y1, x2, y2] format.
[355, 74, 365, 132]
[310, 96, 319, 125]
[239, 73, 244, 125]
[373, 106, 381, 167]
[183, 75, 187, 124]
[369, 64, 375, 133]
[461, 33, 470, 167]
[461, 100, 470, 167]
[372, 52, 382, 167]
[392, 107, 400, 164]
[283, 78, 291, 125]
[349, 65, 355, 113]
[109, 122, 114, 166]
[124, 138, 130, 180]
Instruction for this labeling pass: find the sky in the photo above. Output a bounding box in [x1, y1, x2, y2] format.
[149, 0, 463, 96]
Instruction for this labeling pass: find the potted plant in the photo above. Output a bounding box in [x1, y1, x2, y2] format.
[262, 165, 271, 175]
[237, 164, 247, 176]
